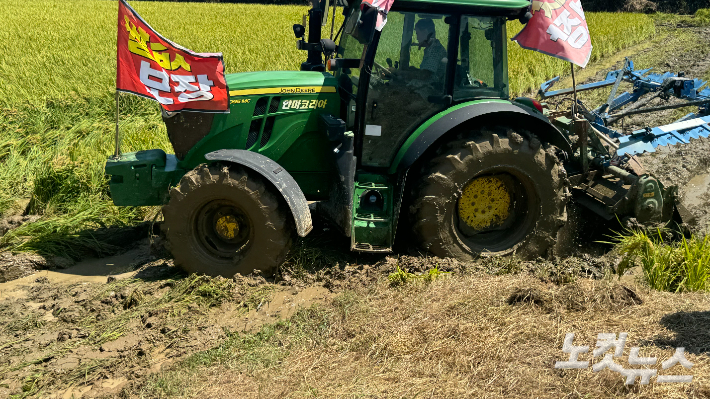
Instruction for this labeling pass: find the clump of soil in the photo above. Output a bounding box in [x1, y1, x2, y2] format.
[0, 215, 40, 237]
[507, 287, 549, 307]
[507, 279, 643, 313]
[0, 252, 50, 283]
[556, 280, 643, 311]
[0, 215, 45, 282]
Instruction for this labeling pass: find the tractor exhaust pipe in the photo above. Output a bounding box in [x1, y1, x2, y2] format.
[301, 0, 325, 71]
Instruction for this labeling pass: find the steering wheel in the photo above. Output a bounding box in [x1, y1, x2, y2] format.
[372, 60, 394, 81]
[368, 60, 397, 90]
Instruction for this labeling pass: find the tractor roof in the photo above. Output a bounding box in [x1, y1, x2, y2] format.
[395, 0, 529, 13]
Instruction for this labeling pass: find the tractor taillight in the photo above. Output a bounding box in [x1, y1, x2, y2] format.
[514, 97, 545, 113]
[327, 59, 336, 71]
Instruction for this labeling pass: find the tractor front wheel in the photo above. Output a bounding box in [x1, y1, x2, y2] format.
[409, 126, 569, 260]
[163, 164, 292, 277]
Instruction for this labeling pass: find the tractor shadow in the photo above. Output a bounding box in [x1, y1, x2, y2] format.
[640, 310, 710, 356]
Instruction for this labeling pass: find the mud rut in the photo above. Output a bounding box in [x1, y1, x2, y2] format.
[1, 25, 710, 398]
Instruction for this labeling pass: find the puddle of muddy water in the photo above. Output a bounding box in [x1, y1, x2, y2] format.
[0, 244, 150, 300]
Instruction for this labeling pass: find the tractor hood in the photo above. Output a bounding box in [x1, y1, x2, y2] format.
[226, 71, 338, 95]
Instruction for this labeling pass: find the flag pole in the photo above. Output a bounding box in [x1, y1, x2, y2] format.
[114, 90, 121, 159]
[570, 62, 577, 118]
[570, 62, 588, 172]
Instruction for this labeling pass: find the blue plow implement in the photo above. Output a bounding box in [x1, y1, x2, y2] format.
[540, 57, 710, 156]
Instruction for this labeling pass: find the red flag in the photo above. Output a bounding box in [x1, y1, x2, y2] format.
[117, 0, 229, 112]
[512, 0, 592, 68]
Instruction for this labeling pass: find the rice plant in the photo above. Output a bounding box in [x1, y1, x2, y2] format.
[507, 12, 657, 94]
[611, 229, 710, 292]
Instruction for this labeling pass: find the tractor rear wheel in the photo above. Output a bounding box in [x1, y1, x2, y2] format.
[163, 164, 292, 277]
[409, 126, 569, 260]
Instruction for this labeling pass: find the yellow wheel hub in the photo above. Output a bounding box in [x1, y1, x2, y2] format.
[458, 176, 511, 230]
[215, 215, 239, 240]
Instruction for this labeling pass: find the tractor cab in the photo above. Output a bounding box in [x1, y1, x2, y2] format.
[335, 6, 510, 168]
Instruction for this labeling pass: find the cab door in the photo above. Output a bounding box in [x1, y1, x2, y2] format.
[360, 12, 454, 168]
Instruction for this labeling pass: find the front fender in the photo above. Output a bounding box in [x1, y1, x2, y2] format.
[204, 149, 313, 237]
[388, 100, 573, 174]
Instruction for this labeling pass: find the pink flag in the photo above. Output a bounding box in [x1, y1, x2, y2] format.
[361, 0, 395, 31]
[512, 0, 592, 68]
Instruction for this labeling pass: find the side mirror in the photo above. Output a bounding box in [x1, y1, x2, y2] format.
[519, 12, 533, 24]
[293, 24, 305, 39]
[352, 3, 377, 44]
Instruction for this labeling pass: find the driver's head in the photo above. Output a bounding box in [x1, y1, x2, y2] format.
[415, 18, 436, 44]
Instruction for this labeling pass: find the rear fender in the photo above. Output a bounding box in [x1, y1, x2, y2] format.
[389, 101, 573, 174]
[204, 149, 313, 237]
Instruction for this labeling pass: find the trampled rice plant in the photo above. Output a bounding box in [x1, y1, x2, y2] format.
[388, 262, 450, 287]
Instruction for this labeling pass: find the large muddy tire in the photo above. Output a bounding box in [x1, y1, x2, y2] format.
[409, 126, 569, 260]
[163, 164, 292, 277]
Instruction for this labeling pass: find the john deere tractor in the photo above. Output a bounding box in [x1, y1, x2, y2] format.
[105, 0, 680, 277]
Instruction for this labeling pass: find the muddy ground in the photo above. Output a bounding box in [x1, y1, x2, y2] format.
[0, 242, 337, 397]
[1, 24, 710, 399]
[0, 244, 626, 398]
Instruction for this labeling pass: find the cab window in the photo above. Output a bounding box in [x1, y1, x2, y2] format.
[454, 16, 509, 100]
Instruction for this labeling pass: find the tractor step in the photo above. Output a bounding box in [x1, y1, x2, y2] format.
[351, 174, 394, 253]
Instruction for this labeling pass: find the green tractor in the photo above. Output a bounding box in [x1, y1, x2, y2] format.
[105, 0, 676, 277]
